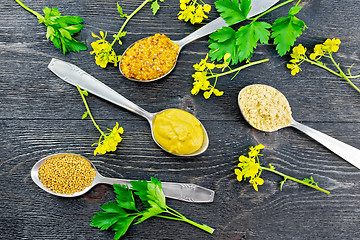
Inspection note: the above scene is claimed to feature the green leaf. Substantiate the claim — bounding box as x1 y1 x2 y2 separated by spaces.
50 8 61 17
271 11 306 56
46 26 55 39
147 177 166 208
114 184 138 211
151 1 160 15
112 216 138 240
215 0 251 25
64 24 84 34
117 2 128 18
82 111 88 119
235 21 271 62
90 211 123 231
43 7 51 17
59 15 84 24
289 6 303 16
135 202 163 224
59 28 72 40
209 27 239 64
100 201 127 214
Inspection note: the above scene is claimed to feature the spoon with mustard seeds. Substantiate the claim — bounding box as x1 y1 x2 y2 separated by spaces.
238 84 360 170
31 153 215 202
118 0 280 82
48 58 208 157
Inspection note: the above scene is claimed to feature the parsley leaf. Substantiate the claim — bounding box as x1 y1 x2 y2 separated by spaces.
150 0 164 15
209 27 239 64
215 0 251 25
271 6 306 56
235 21 271 61
14 0 87 55
90 178 214 239
209 0 307 65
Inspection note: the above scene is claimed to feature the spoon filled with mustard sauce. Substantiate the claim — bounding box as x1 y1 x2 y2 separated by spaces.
48 58 208 157
238 84 360 170
118 0 280 82
31 153 215 202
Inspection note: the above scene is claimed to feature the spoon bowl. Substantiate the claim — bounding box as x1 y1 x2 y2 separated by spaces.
238 84 360 169
31 153 215 202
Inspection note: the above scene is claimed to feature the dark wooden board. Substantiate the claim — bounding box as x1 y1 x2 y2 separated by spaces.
1 0 360 239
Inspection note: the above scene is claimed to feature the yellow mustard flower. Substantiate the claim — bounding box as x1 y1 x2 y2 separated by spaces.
290 44 307 63
178 0 211 24
249 176 264 191
287 63 301 76
90 31 120 68
309 44 324 60
94 122 124 155
322 38 341 53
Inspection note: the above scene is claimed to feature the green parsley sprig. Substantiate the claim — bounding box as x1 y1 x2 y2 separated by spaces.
77 86 124 155
235 145 330 194
91 177 214 239
14 0 87 55
287 38 360 93
91 0 164 68
209 0 306 65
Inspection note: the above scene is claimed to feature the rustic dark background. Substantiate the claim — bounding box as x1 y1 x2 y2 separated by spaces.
1 0 360 239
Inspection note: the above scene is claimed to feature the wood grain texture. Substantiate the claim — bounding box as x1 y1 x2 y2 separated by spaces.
1 0 360 239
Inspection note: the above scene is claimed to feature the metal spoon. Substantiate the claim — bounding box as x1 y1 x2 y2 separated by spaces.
31 153 215 202
238 84 360 170
119 0 280 82
48 58 208 157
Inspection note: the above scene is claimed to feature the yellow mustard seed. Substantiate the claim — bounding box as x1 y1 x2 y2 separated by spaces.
38 154 97 195
120 34 180 81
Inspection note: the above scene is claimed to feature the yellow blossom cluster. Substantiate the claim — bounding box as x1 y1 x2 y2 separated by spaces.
178 0 211 24
234 144 265 191
287 38 341 76
90 31 120 68
191 53 229 99
94 122 124 155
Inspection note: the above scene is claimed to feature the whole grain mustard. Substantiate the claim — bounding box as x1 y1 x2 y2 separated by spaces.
120 34 179 81
153 109 204 155
38 154 96 195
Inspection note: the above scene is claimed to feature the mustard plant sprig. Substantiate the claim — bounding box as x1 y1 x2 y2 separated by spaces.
287 38 360 93
14 0 87 55
235 145 330 194
178 0 211 24
191 53 269 99
91 0 163 68
77 86 124 155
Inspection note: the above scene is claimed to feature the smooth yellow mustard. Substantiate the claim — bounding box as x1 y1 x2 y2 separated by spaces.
153 109 204 155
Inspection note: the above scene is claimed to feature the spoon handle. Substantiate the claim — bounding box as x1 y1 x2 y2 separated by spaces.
48 58 154 120
291 120 360 169
97 176 214 203
175 17 227 48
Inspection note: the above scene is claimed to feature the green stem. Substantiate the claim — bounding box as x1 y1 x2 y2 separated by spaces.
111 0 151 47
348 74 360 79
303 58 342 77
329 53 360 94
252 0 297 22
260 166 330 194
207 59 269 79
14 0 44 20
76 86 105 136
156 209 214 234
